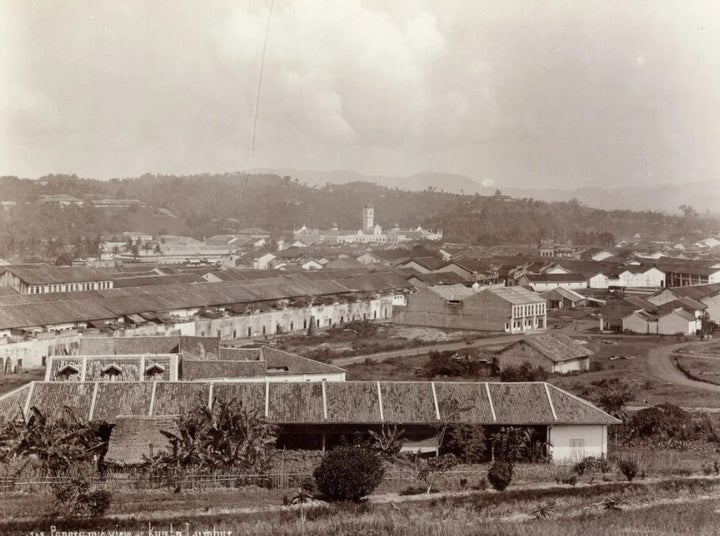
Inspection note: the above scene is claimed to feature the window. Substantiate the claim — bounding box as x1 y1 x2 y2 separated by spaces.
247 327 252 337
570 439 585 461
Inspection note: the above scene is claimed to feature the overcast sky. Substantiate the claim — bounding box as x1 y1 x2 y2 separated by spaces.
2 0 719 188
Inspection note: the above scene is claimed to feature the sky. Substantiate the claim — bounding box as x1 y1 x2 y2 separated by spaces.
2 0 720 189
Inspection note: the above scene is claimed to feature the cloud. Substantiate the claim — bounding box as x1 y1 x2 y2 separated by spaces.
0 85 61 139
213 0 446 146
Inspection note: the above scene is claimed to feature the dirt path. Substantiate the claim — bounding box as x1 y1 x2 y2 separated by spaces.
647 340 720 393
331 333 524 366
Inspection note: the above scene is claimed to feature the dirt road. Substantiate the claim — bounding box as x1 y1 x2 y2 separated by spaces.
646 340 720 394
331 333 524 367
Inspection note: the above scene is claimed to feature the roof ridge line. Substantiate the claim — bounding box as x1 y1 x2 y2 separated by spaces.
545 382 621 423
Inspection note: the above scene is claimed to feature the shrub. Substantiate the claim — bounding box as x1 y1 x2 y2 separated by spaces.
400 485 436 496
573 456 611 476
313 447 384 502
52 477 112 517
499 362 548 382
617 459 639 482
487 461 513 491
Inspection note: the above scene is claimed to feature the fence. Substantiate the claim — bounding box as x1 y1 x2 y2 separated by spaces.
0 465 558 494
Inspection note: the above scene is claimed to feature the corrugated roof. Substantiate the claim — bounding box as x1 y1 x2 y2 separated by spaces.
484 286 546 305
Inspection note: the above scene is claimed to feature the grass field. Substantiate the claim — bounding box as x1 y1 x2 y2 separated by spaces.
3 476 720 535
675 354 720 387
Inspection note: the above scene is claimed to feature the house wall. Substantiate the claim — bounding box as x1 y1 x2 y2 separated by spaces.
0 331 81 372
524 280 586 291
623 313 656 334
196 297 393 340
657 313 697 335
393 288 546 333
554 357 590 373
703 294 720 322
548 425 607 464
618 268 665 288
588 274 610 289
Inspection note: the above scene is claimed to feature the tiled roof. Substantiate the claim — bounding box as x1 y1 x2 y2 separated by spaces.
540 287 586 302
0 271 412 329
105 416 178 466
428 284 476 301
667 283 720 301
4 380 619 427
501 333 593 363
3 264 112 285
407 272 468 286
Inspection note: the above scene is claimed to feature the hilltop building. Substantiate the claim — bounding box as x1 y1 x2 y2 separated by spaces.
293 203 442 245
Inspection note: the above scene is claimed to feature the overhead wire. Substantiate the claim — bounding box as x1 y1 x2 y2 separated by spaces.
239 0 275 209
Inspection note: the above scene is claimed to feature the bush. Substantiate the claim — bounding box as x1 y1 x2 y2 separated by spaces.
52 477 112 517
487 461 514 491
313 447 384 502
400 485 436 496
499 362 548 382
617 459 639 482
573 456 611 476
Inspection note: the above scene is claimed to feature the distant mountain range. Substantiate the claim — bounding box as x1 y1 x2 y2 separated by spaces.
264 168 720 215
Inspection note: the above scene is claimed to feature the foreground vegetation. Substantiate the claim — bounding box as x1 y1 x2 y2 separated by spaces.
2 476 720 535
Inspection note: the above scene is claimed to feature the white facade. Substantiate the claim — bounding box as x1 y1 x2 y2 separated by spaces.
553 358 590 374
548 424 608 464
617 267 665 288
526 280 587 292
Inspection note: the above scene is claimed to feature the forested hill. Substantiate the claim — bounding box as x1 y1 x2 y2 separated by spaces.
0 173 717 259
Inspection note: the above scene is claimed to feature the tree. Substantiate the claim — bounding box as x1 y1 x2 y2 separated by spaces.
416 453 459 494
368 424 405 458
487 461 513 491
592 379 634 420
146 397 277 492
3 406 108 476
679 204 697 218
499 362 548 382
313 446 384 501
444 424 486 463
490 427 527 463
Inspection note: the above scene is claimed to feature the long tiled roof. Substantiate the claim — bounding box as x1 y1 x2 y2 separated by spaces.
2 264 112 285
0 272 410 329
0 380 619 427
